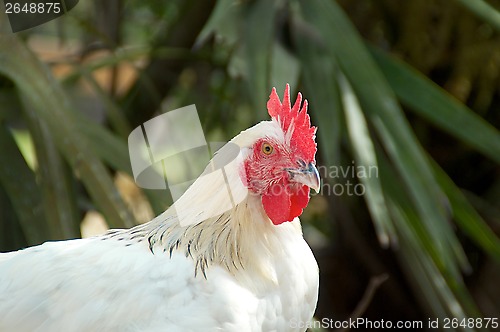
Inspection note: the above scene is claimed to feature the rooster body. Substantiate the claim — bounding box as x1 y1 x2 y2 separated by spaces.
0 86 319 332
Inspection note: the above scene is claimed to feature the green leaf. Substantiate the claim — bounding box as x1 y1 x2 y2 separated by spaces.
0 125 47 245
339 74 395 247
390 203 474 322
379 154 480 320
79 70 132 139
290 5 342 169
270 43 300 95
196 0 240 46
431 158 500 261
454 0 500 34
242 0 277 120
0 32 135 229
371 47 500 165
0 186 27 251
376 148 463 280
21 96 81 240
0 89 23 122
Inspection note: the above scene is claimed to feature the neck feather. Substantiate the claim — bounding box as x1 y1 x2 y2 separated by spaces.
146 194 298 279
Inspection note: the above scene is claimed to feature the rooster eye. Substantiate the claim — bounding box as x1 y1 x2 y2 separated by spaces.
261 143 274 155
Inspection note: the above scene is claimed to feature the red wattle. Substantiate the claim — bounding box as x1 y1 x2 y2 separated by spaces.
262 183 310 225
289 185 310 220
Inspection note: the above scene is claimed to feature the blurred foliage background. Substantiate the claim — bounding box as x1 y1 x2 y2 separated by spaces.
1 0 500 330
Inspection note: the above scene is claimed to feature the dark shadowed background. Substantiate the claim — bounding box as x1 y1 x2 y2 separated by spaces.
1 0 500 331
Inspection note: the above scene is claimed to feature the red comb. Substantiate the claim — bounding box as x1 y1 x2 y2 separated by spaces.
267 84 317 161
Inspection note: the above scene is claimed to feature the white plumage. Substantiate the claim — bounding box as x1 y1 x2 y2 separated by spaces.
0 89 319 332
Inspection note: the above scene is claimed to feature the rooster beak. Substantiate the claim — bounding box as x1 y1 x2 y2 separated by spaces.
288 162 321 194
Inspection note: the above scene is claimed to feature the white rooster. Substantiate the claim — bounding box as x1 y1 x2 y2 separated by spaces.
0 85 320 332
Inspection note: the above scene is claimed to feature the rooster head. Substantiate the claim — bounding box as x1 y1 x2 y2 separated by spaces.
242 84 319 225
